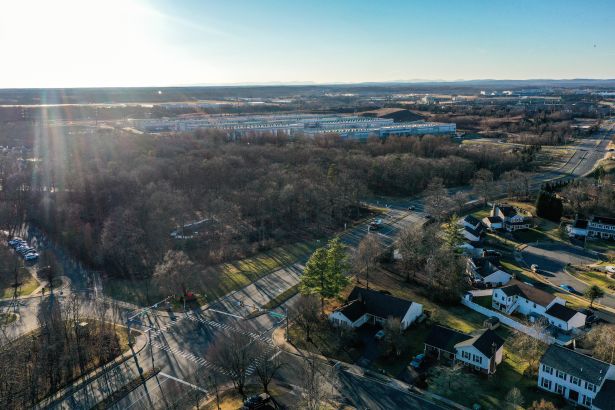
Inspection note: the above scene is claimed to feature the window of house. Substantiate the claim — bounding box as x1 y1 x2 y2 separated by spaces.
570 376 581 386
462 351 470 360
585 381 596 392
556 384 564 395
542 364 553 375
541 378 552 390
556 370 566 380
583 396 592 407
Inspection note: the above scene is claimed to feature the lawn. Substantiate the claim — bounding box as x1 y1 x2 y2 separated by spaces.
568 266 615 293
469 205 491 220
585 238 615 254
103 240 316 306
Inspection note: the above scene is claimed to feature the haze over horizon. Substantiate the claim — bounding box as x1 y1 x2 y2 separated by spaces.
1 0 615 88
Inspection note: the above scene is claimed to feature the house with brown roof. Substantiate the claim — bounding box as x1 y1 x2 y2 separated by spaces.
492 280 586 330
329 287 423 331
424 325 505 374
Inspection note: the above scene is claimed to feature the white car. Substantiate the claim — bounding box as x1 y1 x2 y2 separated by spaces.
531 264 539 273
606 266 615 274
24 253 39 261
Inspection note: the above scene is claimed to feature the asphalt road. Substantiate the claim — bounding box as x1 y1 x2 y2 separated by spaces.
520 242 615 308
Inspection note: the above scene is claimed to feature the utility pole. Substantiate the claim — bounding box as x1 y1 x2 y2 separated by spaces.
285 306 290 342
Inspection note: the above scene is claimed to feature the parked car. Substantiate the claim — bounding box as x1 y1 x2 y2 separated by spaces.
242 393 270 409
407 205 415 211
559 284 577 293
531 264 539 273
410 353 425 369
483 250 502 258
24 253 39 261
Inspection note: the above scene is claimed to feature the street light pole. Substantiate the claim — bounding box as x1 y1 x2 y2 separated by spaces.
285 306 290 342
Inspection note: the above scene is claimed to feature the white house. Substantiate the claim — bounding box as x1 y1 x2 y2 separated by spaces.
570 218 589 238
492 280 564 316
424 325 505 374
492 280 586 330
491 204 532 232
466 257 512 287
571 216 615 240
462 226 482 242
462 214 482 231
482 216 503 231
538 345 615 408
544 303 587 332
329 287 423 331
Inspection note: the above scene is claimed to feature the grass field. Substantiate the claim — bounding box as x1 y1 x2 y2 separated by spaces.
568 266 615 292
103 241 316 306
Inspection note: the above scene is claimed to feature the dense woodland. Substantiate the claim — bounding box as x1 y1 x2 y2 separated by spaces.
0 125 533 279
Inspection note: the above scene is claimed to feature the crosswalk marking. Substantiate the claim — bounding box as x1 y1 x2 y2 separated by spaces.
149 340 230 376
185 313 274 345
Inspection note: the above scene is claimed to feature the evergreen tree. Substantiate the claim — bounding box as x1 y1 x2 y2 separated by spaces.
299 237 350 313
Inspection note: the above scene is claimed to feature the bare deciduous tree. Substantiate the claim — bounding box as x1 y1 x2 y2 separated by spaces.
585 324 615 364
254 343 284 394
298 352 336 410
209 330 254 400
353 234 382 288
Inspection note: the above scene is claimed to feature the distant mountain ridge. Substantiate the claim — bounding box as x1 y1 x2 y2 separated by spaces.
1 79 615 105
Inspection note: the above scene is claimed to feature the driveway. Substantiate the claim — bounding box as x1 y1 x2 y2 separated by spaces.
521 242 615 309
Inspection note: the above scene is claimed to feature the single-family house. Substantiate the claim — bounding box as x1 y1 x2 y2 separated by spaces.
491 204 532 232
538 345 615 408
492 280 586 330
544 303 587 332
492 280 564 316
329 287 423 331
424 325 504 374
463 226 482 242
570 218 589 238
462 214 483 231
482 216 503 231
466 257 512 287
571 215 615 240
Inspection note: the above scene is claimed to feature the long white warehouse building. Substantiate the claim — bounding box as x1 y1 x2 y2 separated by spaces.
131 114 455 139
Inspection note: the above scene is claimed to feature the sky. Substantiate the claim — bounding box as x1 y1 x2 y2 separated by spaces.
1 0 615 88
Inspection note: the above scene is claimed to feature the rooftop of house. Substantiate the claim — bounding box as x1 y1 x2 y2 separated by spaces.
545 303 583 322
499 280 557 307
455 328 505 358
337 287 415 322
540 345 612 386
484 216 503 224
497 205 518 218
593 380 615 410
464 214 481 227
465 226 482 238
573 219 589 229
425 325 470 353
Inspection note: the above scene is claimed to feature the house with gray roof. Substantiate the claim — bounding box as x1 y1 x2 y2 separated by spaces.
571 215 615 240
329 287 423 330
424 324 504 374
538 345 615 408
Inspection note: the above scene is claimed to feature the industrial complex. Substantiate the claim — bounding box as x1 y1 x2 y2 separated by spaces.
130 113 456 139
